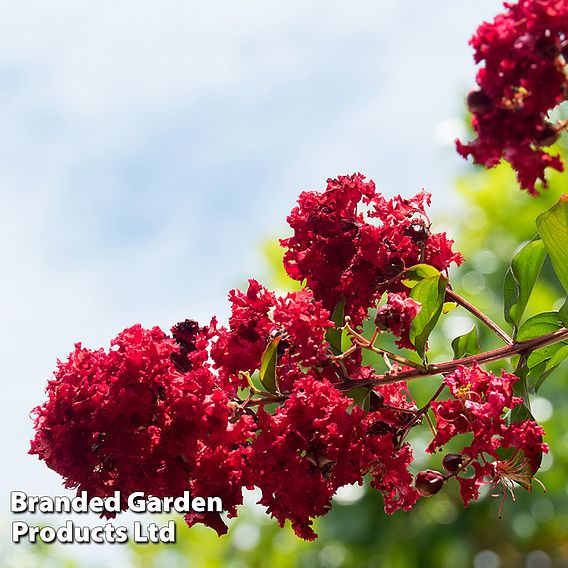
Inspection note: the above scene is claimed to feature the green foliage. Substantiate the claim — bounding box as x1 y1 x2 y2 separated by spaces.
409 273 447 359
503 239 547 336
537 194 568 295
451 326 481 359
402 264 441 289
259 337 281 394
326 300 346 356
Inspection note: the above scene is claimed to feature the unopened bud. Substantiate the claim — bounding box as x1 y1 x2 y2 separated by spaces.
369 391 385 411
442 453 464 474
535 122 560 147
535 34 561 58
382 257 405 278
467 89 492 114
404 222 429 245
415 469 444 497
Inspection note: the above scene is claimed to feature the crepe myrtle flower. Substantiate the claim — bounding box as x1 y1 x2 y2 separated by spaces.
280 174 462 326
427 364 548 509
375 293 421 350
457 0 568 193
210 281 333 390
29 324 255 536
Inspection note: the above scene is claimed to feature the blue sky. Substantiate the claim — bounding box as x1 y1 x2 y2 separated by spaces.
0 0 504 562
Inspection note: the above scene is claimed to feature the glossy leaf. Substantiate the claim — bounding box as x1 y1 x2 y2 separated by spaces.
503 239 547 335
345 386 371 413
451 326 481 359
559 298 568 326
443 302 457 314
536 194 568 294
326 299 346 355
402 264 440 289
515 312 567 393
529 344 568 393
259 337 281 395
409 274 447 359
516 312 562 342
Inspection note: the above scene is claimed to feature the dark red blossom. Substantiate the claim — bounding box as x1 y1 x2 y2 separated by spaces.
211 280 276 388
250 377 377 540
281 174 462 324
211 280 332 390
428 364 548 507
457 0 568 193
375 293 421 350
29 324 254 535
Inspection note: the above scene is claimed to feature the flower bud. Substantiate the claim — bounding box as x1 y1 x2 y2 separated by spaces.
535 122 560 147
442 453 464 474
404 222 429 245
415 470 444 497
535 34 561 58
382 257 405 278
369 391 385 411
466 89 492 114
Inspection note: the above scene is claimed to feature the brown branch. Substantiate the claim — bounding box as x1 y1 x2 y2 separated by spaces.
341 327 568 388
445 288 513 345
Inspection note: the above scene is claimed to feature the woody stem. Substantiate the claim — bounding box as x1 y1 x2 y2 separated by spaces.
445 287 513 345
340 327 568 388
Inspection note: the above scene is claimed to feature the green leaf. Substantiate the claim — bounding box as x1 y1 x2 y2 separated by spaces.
536 194 568 294
345 386 371 413
402 264 440 289
443 302 457 314
528 344 568 393
503 239 547 335
516 312 562 342
326 299 346 355
451 326 481 359
515 312 568 393
341 327 352 353
511 362 532 427
259 337 280 395
409 274 447 359
559 298 568 326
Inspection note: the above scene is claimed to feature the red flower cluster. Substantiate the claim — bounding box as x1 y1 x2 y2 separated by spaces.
29 325 255 535
375 293 421 350
427 364 548 505
280 174 462 325
457 0 568 194
250 378 373 540
211 280 333 391
29 172 549 541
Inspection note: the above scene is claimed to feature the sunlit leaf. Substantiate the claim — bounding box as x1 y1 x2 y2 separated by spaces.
443 302 457 314
516 312 562 341
503 239 547 335
536 194 568 294
402 264 440 289
259 337 281 394
515 312 567 393
409 274 447 360
451 326 481 359
559 298 568 326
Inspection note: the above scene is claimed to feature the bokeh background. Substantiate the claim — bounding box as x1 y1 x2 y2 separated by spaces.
2 0 567 566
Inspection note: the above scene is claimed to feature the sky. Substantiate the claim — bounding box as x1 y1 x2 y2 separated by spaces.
0 0 504 563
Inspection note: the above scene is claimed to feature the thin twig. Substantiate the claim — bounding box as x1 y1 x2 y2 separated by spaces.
446 288 513 345
339 327 568 388
343 321 427 371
